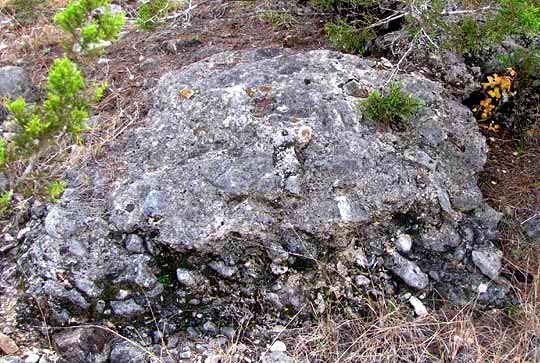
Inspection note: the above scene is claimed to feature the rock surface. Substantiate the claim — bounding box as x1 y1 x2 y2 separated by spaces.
0 66 35 102
16 49 509 351
109 342 149 363
52 328 112 363
522 215 540 241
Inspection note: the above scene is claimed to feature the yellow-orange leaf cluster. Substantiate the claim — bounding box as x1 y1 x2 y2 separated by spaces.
473 68 515 127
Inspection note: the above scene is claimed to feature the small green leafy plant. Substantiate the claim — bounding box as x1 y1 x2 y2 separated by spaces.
358 82 423 125
46 180 66 203
136 0 183 30
0 191 12 216
445 16 483 54
499 45 540 87
157 273 173 285
309 0 375 11
257 10 297 29
484 0 540 44
1 56 104 198
53 0 125 54
325 20 375 55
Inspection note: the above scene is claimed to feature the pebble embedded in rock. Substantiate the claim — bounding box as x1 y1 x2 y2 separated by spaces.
53 328 112 363
471 248 502 280
109 342 147 363
204 355 222 363
270 340 286 352
261 351 294 363
408 296 428 317
115 289 131 300
270 263 288 275
125 234 145 253
208 261 237 278
265 242 289 263
23 353 40 363
176 268 199 287
387 252 429 289
354 275 370 286
202 321 219 335
395 233 412 253
178 348 192 360
109 299 145 317
0 332 18 354
143 190 167 216
74 278 103 299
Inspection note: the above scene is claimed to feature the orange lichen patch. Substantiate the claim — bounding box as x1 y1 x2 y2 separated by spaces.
179 88 194 99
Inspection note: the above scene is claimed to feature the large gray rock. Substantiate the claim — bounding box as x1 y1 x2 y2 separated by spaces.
18 49 508 332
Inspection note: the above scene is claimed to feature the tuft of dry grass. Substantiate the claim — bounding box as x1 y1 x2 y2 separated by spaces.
273 270 540 363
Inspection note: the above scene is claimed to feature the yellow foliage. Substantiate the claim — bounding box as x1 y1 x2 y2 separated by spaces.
473 68 516 128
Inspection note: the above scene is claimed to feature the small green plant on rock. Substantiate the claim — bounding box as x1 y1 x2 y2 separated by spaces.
157 273 173 285
0 190 12 216
53 0 125 54
357 81 423 125
46 180 66 203
444 16 483 54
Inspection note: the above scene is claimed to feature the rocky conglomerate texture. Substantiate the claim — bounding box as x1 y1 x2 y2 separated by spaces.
18 49 508 335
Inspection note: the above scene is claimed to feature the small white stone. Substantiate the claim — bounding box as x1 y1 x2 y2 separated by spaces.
354 275 370 286
395 233 412 253
115 289 130 300
204 355 221 363
478 282 488 293
409 296 428 317
24 352 41 363
270 263 288 275
297 125 312 144
270 340 287 352
335 196 353 221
